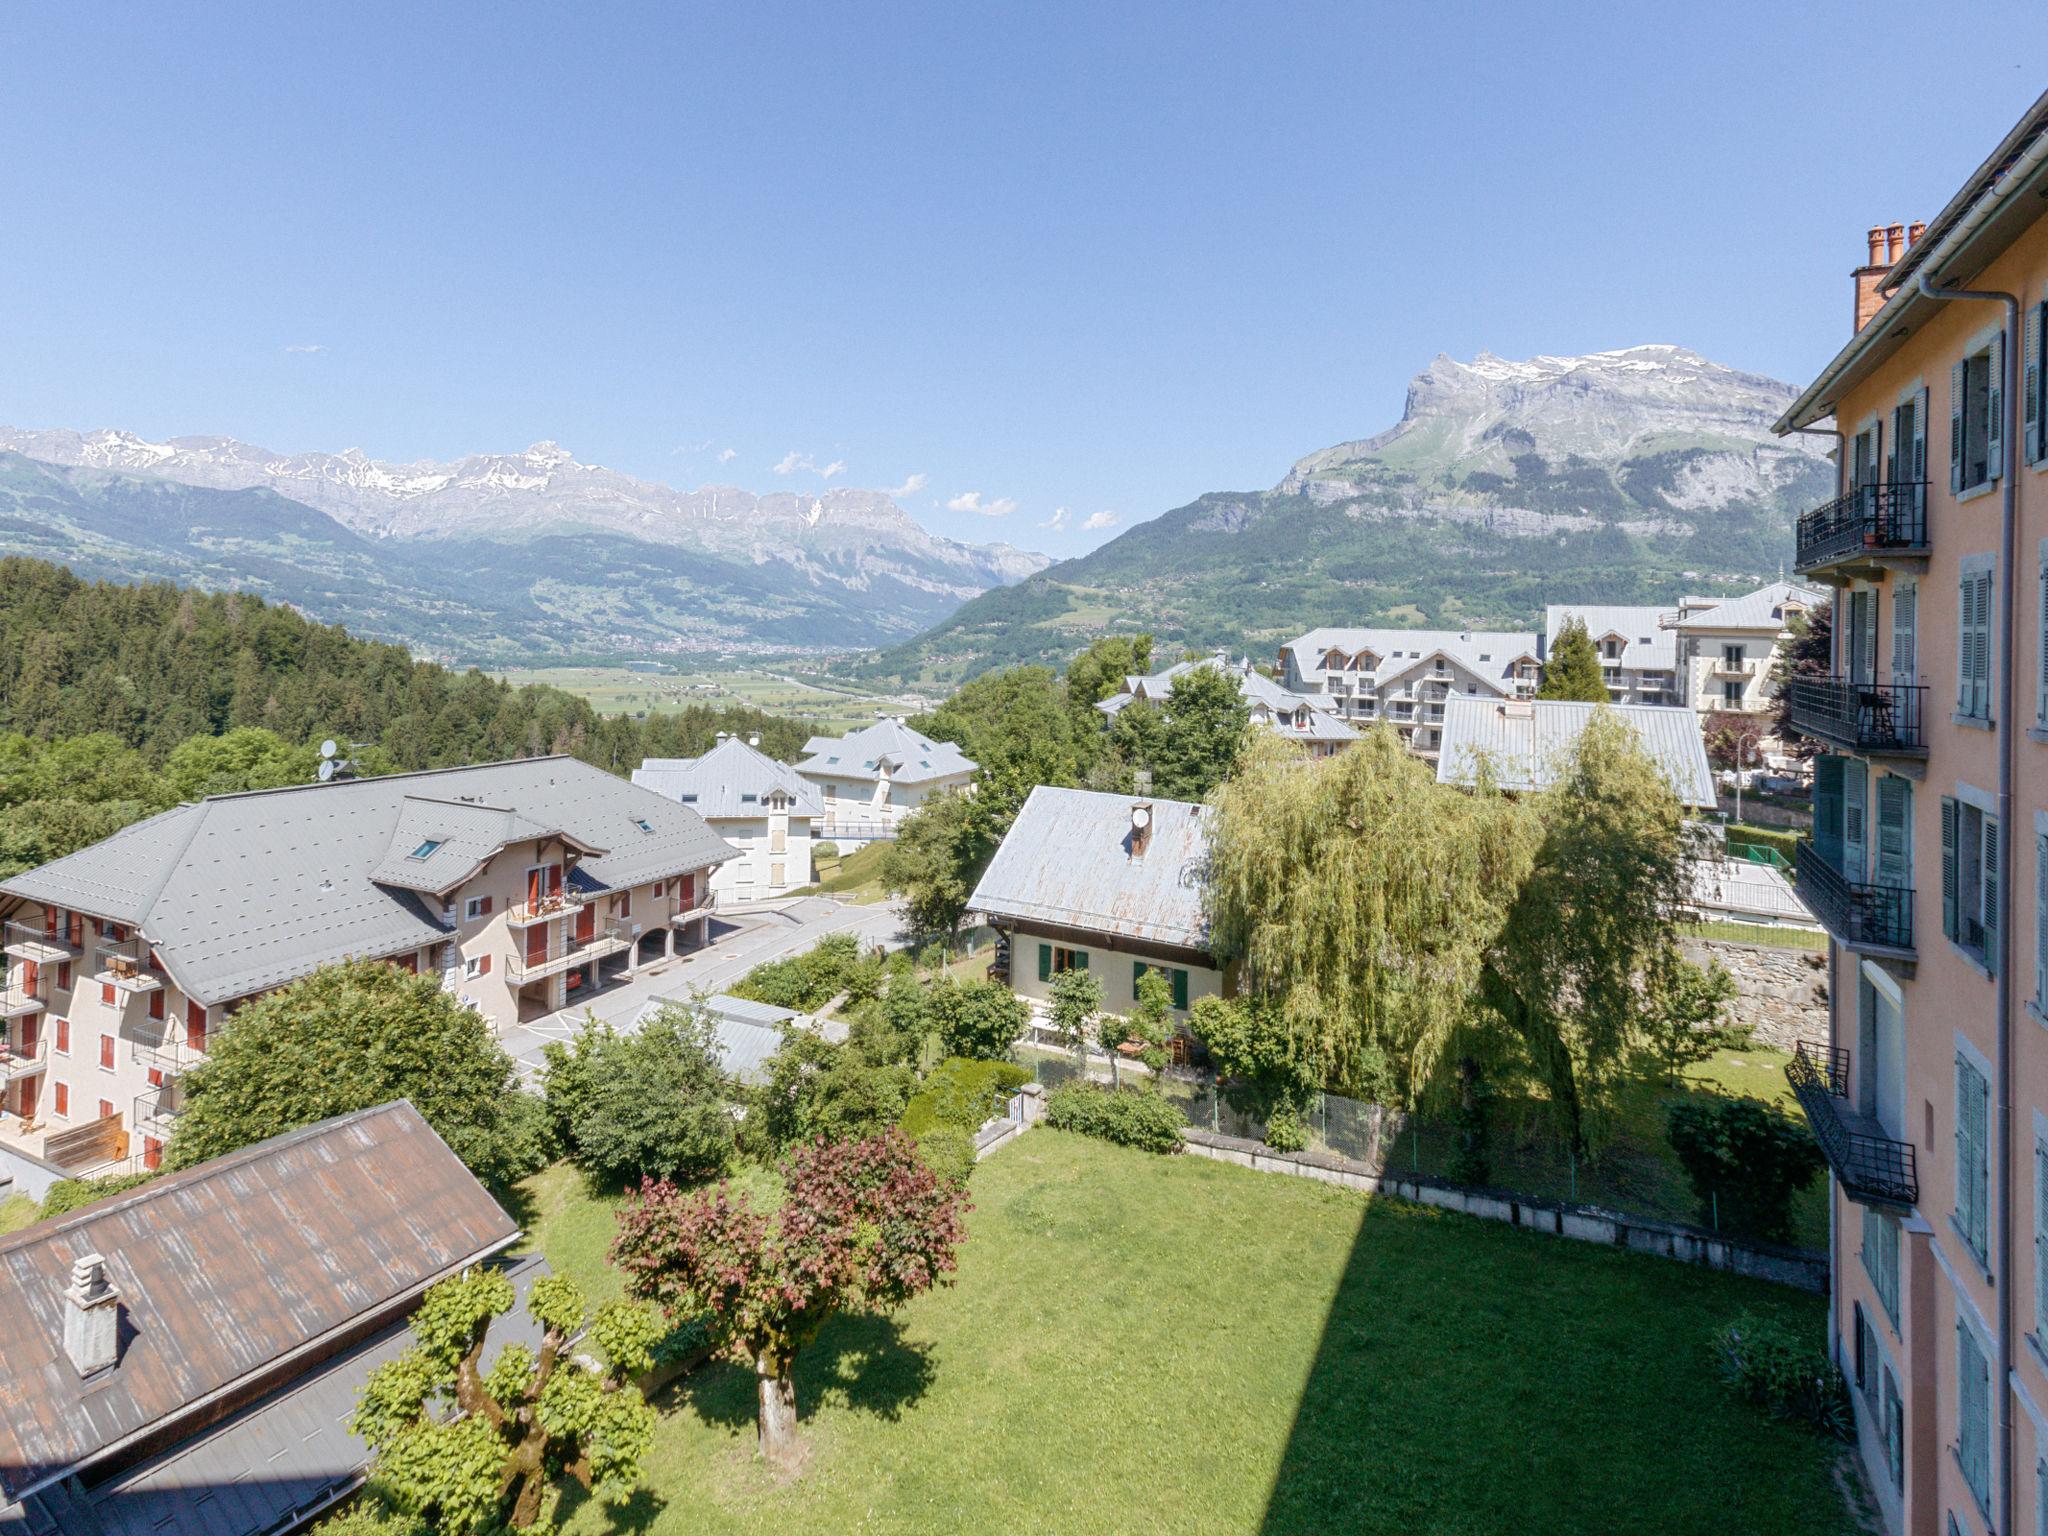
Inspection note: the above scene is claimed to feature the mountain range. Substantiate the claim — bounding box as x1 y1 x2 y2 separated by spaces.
843 345 1832 685
0 430 1048 661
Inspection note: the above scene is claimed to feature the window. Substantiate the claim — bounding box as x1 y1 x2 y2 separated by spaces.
1851 1300 1872 1400
2027 297 2048 467
2039 541 2048 726
148 986 163 1023
1037 944 1087 980
187 1001 208 1054
1960 565 1995 720
54 1017 68 1055
99 981 116 1008
1862 1206 1900 1329
408 839 444 860
1132 961 1190 1011
1882 1367 1904 1492
1943 798 2000 966
98 1034 113 1071
2038 1139 2048 1345
1952 334 2005 495
464 954 491 981
52 1081 67 1117
1875 777 1912 891
1852 421 1881 488
1721 680 1742 706
465 895 493 921
1956 1050 1991 1262
1958 1316 1992 1515
57 961 70 990
1722 643 1746 670
1892 579 1918 688
2040 830 2048 1011
632 817 653 833
97 1098 112 1121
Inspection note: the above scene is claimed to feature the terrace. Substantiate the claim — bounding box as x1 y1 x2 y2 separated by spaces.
1794 481 1930 579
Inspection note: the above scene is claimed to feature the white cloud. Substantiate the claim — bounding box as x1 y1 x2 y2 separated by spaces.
718 447 737 463
283 342 326 354
1082 510 1119 531
820 459 847 480
1038 507 1071 531
888 472 929 499
947 490 1019 517
773 450 808 476
670 438 714 456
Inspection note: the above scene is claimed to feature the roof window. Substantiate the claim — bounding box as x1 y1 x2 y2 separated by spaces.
741 793 758 804
409 839 443 860
680 793 698 803
632 817 654 833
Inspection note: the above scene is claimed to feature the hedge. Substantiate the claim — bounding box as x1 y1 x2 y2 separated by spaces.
1044 1082 1184 1154
40 1171 158 1220
901 1057 1030 1139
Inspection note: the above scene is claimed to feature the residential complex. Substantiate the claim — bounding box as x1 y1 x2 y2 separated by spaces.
1774 91 2048 1536
633 732 821 899
0 757 727 1177
1097 651 1358 756
1542 604 1683 706
793 715 977 848
1277 628 1541 757
1668 581 1823 717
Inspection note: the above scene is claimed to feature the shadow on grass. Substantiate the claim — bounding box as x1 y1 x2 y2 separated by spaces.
552 1479 668 1534
669 1309 937 1435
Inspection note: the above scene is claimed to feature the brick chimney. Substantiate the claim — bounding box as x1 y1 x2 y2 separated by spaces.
1853 225 1891 334
1128 801 1153 859
62 1253 120 1376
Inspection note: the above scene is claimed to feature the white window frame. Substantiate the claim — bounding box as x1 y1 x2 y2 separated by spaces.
463 955 486 982
464 895 489 922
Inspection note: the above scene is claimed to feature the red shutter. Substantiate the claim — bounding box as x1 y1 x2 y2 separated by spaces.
575 903 595 943
396 952 417 975
527 868 542 906
17 1077 35 1120
525 926 548 965
22 960 38 993
101 982 116 1008
55 1017 69 1054
142 1137 162 1171
43 907 57 938
148 987 164 1021
481 895 493 915
619 891 632 919
53 1081 68 1116
19 1016 37 1057
97 1098 113 1121
478 954 492 976
547 863 563 895
99 1035 113 1070
187 1001 207 1053
58 962 71 990
147 1065 164 1088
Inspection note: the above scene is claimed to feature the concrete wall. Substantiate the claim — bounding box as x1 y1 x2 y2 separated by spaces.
0 1138 67 1201
1680 936 1829 1053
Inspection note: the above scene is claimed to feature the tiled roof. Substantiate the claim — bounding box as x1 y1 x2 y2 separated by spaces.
0 757 729 1005
632 735 824 819
0 1102 518 1501
1434 698 1717 809
794 718 976 787
967 786 1213 952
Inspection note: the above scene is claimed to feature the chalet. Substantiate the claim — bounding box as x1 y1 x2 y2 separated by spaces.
633 732 821 899
1277 628 1542 758
1096 652 1359 757
1432 697 1718 809
793 716 976 849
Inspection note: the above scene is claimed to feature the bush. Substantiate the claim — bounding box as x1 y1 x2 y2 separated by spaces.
1724 824 1801 864
313 1499 424 1536
40 1171 157 1219
750 1030 913 1154
1714 1312 1852 1440
913 1125 977 1187
1665 1096 1823 1242
901 1056 1030 1139
927 976 1029 1060
1044 1082 1184 1154
729 931 864 1011
813 841 841 863
541 1002 733 1187
1263 1105 1308 1154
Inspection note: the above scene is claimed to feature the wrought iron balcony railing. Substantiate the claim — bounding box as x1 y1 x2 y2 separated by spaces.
1786 678 1928 755
1795 481 1930 573
1794 839 1914 954
1786 1042 1919 1209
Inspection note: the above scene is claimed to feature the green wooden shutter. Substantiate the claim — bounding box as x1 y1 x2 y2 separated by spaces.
1171 968 1188 1011
1037 943 1051 982
1957 1054 1988 1258
2038 832 2048 1007
1875 776 1909 889
2036 1140 2048 1336
1073 949 1088 971
1952 360 1968 493
1943 797 1961 941
1131 960 1145 1001
2027 302 2044 464
1914 386 1930 483
1989 330 2006 480
2038 554 2048 725
1983 813 2001 972
1890 580 1916 686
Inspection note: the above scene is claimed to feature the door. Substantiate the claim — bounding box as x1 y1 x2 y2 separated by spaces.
525 924 549 967
1875 776 1911 889
527 867 543 907
18 1076 36 1121
186 1000 207 1053
1862 973 1906 1142
19 1015 36 1059
1842 759 1869 883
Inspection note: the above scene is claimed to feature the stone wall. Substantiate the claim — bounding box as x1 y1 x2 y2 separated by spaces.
1682 936 1829 1053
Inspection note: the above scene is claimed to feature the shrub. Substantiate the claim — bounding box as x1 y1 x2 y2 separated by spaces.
729 932 863 1011
1045 1082 1184 1154
1263 1105 1308 1154
812 841 840 863
1665 1095 1824 1242
1714 1312 1852 1440
750 1030 913 1154
541 1003 734 1187
40 1171 157 1219
914 1125 977 1186
927 977 1029 1060
900 1056 1030 1138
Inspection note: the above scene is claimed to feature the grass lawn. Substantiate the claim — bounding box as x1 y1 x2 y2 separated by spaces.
0 1193 38 1235
800 840 893 903
537 1132 1863 1535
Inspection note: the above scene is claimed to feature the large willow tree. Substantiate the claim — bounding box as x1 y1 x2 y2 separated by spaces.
1206 714 1701 1157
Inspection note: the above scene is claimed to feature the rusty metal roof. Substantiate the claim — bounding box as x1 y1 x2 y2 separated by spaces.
0 1101 518 1501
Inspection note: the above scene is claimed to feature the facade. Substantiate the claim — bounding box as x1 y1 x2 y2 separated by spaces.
1668 581 1824 717
0 757 727 1176
1433 697 1718 809
1772 91 2048 1536
967 786 1224 1023
0 1102 533 1536
633 732 820 899
1542 604 1682 706
1096 652 1359 757
1277 628 1541 757
793 716 977 849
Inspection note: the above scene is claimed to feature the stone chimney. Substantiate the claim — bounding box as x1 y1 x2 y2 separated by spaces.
1129 801 1153 859
63 1253 120 1376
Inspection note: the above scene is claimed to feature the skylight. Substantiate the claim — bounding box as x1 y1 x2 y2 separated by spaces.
409 839 443 860
632 817 654 833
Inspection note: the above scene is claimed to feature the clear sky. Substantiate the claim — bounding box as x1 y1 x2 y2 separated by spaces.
2 2 2044 558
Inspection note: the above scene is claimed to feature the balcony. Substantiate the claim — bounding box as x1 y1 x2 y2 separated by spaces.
0 1031 47 1080
92 937 162 994
671 887 719 926
1786 1043 1919 1209
1794 839 1914 956
505 890 589 928
1713 659 1757 679
1795 482 1930 578
3 921 75 964
132 1084 179 1140
132 1028 188 1077
1785 678 1927 758
505 921 631 985
0 974 45 1019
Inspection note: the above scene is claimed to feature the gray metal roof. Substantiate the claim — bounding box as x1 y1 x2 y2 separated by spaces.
632 736 823 819
1544 604 1677 670
0 757 729 1006
794 718 976 787
1434 699 1717 809
364 797 580 894
1097 655 1357 745
629 994 800 1087
1668 580 1825 633
1281 627 1540 690
0 1102 518 1501
967 786 1213 952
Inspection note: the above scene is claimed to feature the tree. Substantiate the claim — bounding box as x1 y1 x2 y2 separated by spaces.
541 1003 734 1187
167 958 549 1188
352 1267 661 1531
1701 711 1763 773
1152 664 1250 800
1047 967 1103 1073
880 788 981 937
1537 617 1609 701
926 975 1028 1059
1770 605 1832 760
1064 633 1154 729
1641 959 1743 1087
1098 967 1174 1088
1188 993 1319 1125
751 1031 913 1153
1666 1097 1824 1241
611 1130 967 1469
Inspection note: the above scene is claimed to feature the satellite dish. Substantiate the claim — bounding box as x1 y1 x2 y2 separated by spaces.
317 759 336 783
320 740 338 759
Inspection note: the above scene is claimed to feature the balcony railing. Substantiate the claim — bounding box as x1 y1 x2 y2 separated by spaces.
505 920 630 985
505 890 588 928
1794 840 1914 954
1786 678 1928 756
1795 481 1930 574
670 887 719 924
0 1031 47 1079
1786 1042 1919 1209
0 972 45 1018
132 1028 188 1077
132 1084 179 1139
92 937 162 994
3 921 76 963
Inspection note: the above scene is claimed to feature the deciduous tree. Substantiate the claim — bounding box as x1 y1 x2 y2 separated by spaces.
1047 967 1103 1074
541 1002 734 1187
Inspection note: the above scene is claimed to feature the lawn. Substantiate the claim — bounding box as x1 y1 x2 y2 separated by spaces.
800 840 893 903
532 1131 1863 1535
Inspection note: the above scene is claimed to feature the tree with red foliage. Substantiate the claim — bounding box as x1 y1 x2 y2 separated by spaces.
610 1129 968 1468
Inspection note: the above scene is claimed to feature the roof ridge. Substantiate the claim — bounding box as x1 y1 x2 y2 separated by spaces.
192 754 582 804
132 799 215 936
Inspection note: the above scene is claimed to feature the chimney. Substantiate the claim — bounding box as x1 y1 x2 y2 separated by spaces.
715 731 727 741
1908 220 1926 248
1853 221 1916 335
1129 801 1153 859
747 733 760 748
63 1253 120 1376
1884 222 1906 264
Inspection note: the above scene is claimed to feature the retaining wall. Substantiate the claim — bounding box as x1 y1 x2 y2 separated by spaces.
1682 936 1830 1053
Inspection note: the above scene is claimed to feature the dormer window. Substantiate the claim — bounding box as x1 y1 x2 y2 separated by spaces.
409 839 443 860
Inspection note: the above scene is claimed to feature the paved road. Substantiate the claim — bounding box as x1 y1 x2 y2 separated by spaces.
498 896 907 1077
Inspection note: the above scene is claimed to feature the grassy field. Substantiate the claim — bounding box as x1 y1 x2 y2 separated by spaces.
799 840 894 903
0 1193 37 1236
530 1131 1860 1535
495 664 926 734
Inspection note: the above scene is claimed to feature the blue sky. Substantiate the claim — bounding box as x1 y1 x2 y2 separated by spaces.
2 3 2043 558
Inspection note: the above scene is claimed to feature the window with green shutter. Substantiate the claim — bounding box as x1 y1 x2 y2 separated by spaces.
2036 1140 2048 1343
1037 943 1051 982
1944 797 1961 942
1132 960 1190 1011
1957 1317 1991 1514
1861 1205 1899 1330
1958 568 1994 720
1875 777 1911 891
1891 579 1917 689
1957 1051 1990 1262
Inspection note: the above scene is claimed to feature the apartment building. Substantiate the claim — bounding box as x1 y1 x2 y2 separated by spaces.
1773 90 2048 1536
1096 652 1359 757
793 715 977 849
1277 628 1541 757
633 731 821 899
0 757 727 1178
1667 581 1824 717
1542 604 1682 706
